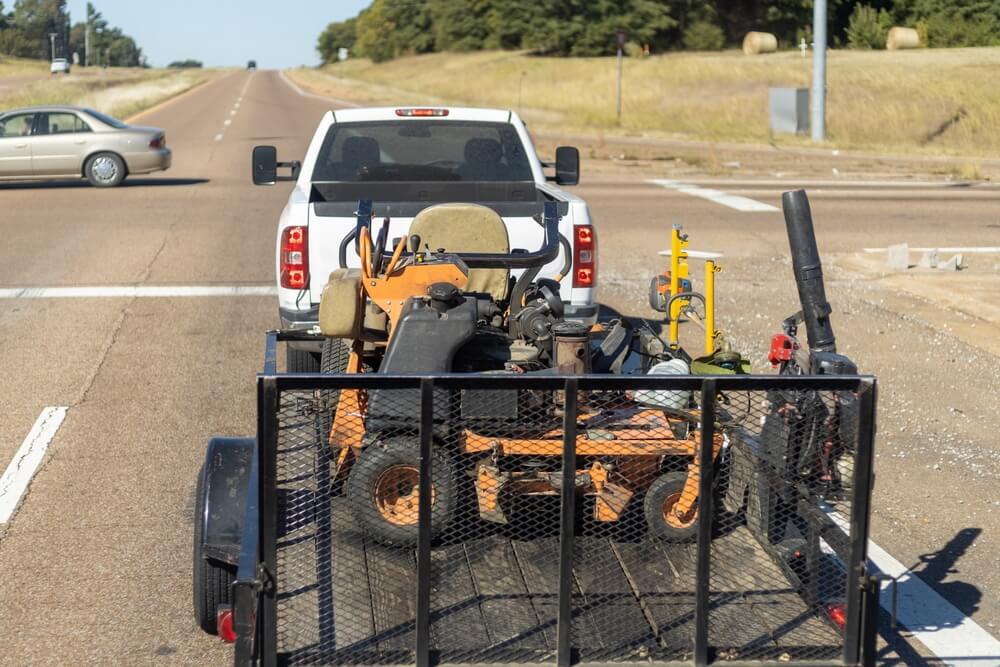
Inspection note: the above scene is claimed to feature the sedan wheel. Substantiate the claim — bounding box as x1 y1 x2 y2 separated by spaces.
85 152 126 187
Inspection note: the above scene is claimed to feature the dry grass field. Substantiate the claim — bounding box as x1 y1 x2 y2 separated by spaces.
0 64 209 120
291 47 1000 159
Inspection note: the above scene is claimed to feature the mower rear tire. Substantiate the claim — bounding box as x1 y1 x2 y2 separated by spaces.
287 346 321 373
644 471 699 542
346 438 458 547
193 464 235 634
317 338 351 441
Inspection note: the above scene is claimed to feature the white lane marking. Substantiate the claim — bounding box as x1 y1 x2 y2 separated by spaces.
229 109 237 116
647 179 779 212
0 285 277 299
864 247 1000 253
278 69 360 108
0 407 68 524
823 507 1000 665
223 119 232 126
214 133 224 142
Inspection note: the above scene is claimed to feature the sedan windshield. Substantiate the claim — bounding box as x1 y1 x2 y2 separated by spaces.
84 108 128 129
312 120 533 182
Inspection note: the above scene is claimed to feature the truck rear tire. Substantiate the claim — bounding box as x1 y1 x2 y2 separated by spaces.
346 438 458 547
193 464 236 634
644 471 699 542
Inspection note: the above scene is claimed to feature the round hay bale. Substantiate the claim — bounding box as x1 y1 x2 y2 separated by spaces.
742 32 778 55
886 27 920 50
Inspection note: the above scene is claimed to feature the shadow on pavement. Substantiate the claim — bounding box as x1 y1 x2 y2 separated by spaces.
877 527 984 666
0 177 209 190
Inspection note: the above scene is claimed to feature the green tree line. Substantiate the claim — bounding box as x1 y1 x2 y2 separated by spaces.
317 0 1000 63
0 0 144 67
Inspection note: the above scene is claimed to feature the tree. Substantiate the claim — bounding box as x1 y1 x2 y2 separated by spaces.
846 4 892 48
429 0 492 52
168 58 202 68
353 0 434 63
317 16 357 63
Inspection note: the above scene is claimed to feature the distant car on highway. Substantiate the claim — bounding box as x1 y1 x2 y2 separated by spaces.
50 58 71 75
0 105 171 187
247 60 257 70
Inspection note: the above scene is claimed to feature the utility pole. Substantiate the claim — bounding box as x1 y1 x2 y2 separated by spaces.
48 32 57 60
811 0 827 141
85 17 90 67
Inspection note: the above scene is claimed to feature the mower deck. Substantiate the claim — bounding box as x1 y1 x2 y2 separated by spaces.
273 498 841 664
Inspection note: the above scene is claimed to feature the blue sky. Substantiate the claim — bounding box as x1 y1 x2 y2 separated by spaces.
66 0 370 68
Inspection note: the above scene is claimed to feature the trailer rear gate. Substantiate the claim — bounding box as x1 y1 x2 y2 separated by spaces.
236 362 878 667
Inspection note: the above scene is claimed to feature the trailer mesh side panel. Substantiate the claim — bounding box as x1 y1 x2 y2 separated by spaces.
270 377 871 665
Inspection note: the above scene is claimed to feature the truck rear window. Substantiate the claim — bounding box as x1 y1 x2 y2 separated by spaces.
312 120 534 183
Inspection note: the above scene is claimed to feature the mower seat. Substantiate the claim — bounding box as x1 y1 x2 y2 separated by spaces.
408 203 510 302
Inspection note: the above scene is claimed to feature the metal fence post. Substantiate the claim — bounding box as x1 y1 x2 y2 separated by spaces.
694 379 717 667
843 379 878 664
557 378 579 667
416 379 434 667
258 376 280 667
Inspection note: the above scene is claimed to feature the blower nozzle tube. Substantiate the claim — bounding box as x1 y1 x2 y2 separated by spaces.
781 190 836 353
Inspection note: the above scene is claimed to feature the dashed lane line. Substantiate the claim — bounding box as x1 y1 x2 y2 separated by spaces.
647 178 779 212
0 285 277 299
0 407 68 524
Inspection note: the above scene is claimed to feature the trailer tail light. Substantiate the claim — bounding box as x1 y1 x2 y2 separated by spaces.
217 607 236 643
395 108 449 117
572 225 597 288
826 603 847 631
280 226 308 289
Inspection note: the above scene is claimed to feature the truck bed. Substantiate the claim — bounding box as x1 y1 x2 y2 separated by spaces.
274 497 841 665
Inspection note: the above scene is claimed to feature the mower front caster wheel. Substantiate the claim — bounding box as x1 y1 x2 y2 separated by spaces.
347 439 458 547
644 471 699 542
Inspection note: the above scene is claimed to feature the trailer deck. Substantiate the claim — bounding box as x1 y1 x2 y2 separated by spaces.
274 498 842 664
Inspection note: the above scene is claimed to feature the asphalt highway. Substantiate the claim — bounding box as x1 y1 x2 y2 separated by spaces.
0 70 997 664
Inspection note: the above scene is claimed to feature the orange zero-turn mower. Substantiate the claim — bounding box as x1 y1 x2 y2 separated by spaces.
313 200 730 547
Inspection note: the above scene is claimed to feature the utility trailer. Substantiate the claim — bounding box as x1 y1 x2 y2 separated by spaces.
202 333 880 667
196 189 884 666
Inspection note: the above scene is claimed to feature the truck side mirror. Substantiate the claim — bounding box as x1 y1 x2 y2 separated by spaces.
252 145 277 185
554 146 579 186
252 145 301 185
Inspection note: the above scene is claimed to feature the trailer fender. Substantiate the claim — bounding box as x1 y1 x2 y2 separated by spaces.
198 436 255 567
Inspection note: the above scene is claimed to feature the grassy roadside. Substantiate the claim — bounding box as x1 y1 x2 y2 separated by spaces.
289 48 1000 162
0 55 48 77
0 65 212 121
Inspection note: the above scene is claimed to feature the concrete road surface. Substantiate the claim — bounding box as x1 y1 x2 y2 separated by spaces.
0 70 996 664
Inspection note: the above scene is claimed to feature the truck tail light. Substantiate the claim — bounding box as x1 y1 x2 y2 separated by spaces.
280 226 308 290
572 225 596 288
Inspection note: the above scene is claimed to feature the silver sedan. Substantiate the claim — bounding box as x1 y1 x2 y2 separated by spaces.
0 105 172 187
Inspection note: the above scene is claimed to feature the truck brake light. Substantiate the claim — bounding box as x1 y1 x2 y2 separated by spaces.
280 226 308 290
572 225 596 288
395 108 449 117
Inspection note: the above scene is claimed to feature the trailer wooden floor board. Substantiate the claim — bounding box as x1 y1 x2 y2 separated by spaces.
277 503 841 662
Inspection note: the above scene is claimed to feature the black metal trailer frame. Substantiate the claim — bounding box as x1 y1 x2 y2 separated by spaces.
228 331 880 667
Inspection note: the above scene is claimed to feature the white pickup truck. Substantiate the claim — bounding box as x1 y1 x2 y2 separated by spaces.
252 106 598 370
